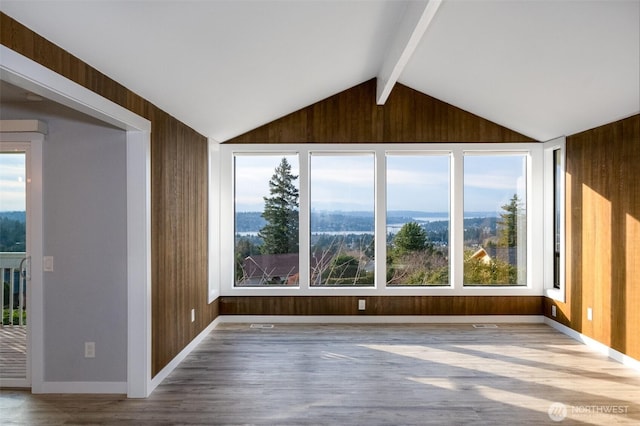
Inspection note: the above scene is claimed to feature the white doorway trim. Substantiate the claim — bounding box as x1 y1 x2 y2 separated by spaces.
0 136 41 389
0 46 153 397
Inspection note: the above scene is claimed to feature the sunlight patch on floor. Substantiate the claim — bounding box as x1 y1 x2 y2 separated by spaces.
407 377 458 391
359 344 640 404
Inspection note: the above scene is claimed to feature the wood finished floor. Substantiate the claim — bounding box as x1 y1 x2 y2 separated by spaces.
1 323 639 425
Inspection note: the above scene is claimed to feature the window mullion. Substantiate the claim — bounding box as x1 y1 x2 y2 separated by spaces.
298 150 310 290
451 148 464 290
375 148 386 291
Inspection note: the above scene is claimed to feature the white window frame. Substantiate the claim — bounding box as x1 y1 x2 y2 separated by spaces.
218 143 544 296
384 150 452 288
308 151 376 288
461 150 532 288
543 137 566 302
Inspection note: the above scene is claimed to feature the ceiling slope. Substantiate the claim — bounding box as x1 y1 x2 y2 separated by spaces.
0 0 407 141
1 1 638 142
401 0 640 141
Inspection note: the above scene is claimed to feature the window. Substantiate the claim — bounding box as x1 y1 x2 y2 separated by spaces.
233 154 299 287
386 154 450 286
463 154 527 286
543 137 565 301
553 149 562 289
309 154 375 287
220 144 543 295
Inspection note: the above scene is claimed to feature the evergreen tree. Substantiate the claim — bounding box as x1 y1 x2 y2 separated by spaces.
498 194 523 267
258 158 299 254
328 253 359 278
498 194 522 247
393 222 428 255
0 217 26 252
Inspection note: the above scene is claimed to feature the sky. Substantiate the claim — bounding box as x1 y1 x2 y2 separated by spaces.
310 154 375 211
235 154 300 212
464 155 526 213
387 155 450 212
234 153 526 213
0 153 26 212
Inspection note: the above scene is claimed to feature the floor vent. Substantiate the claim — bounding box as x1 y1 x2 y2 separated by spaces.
250 324 274 329
473 324 498 328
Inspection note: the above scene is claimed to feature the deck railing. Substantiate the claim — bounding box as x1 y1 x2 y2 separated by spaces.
1 252 27 326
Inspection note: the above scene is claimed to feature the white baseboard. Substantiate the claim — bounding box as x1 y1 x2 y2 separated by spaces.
37 381 127 394
25 316 222 396
544 317 640 372
148 316 222 393
217 315 545 324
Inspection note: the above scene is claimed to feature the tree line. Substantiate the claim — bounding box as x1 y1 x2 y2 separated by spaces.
0 215 26 252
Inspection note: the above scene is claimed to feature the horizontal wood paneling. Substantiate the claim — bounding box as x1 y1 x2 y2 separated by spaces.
220 296 543 316
227 79 536 143
546 114 640 360
1 12 218 377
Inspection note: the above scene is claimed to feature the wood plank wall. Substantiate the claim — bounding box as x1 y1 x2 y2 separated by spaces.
544 114 640 360
227 79 536 143
0 13 218 377
150 110 216 375
223 78 542 317
221 296 543 316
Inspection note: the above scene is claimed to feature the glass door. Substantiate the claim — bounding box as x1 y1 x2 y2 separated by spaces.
0 144 29 387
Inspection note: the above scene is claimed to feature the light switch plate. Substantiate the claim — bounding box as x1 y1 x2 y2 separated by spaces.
43 256 54 272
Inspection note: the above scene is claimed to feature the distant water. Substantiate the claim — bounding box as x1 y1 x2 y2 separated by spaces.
236 211 498 236
402 216 449 223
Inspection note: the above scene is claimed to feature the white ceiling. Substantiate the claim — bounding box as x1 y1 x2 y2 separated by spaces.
1 0 638 142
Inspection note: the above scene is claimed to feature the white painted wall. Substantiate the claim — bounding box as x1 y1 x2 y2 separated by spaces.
1 101 128 382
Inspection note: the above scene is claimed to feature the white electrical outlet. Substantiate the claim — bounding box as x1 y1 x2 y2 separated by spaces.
358 299 366 311
551 305 557 317
191 308 195 322
587 307 593 321
85 342 95 358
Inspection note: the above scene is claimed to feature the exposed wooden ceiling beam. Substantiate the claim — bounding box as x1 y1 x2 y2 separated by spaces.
376 0 442 105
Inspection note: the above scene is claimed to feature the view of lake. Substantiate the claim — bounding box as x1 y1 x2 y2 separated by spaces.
235 211 498 236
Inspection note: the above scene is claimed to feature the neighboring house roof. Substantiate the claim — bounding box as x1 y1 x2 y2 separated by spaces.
243 253 300 281
241 252 334 285
469 246 520 265
469 248 492 265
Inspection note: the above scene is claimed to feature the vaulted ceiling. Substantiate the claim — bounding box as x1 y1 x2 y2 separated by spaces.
1 1 638 142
